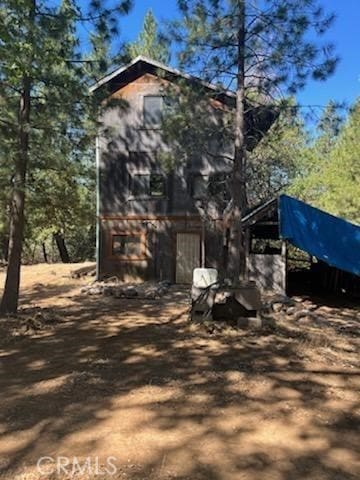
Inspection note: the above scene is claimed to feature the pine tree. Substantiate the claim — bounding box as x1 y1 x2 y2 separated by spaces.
0 0 131 314
315 101 344 156
290 100 359 223
319 100 360 223
247 107 306 205
126 9 170 63
289 101 344 203
167 0 338 282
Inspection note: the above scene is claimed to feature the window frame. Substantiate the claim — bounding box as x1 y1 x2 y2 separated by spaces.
130 173 150 198
191 174 209 200
130 171 166 198
191 172 230 201
109 232 147 260
208 172 230 199
143 95 164 128
149 173 166 198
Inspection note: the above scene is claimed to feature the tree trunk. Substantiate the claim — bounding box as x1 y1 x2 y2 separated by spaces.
0 1 35 315
0 76 31 314
53 232 70 263
42 242 48 263
227 0 247 283
1 235 9 262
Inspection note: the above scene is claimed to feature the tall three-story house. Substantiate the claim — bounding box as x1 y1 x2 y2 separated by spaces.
91 56 277 283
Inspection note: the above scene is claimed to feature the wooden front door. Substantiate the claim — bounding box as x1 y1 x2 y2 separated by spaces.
176 233 201 284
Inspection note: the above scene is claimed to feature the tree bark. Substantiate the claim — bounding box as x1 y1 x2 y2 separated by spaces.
227 0 247 283
0 1 35 314
42 242 48 263
1 235 9 262
53 232 70 263
0 76 31 314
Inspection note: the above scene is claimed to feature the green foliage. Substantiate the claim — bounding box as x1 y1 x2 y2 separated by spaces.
24 153 96 262
161 82 233 168
0 0 131 262
125 9 170 63
161 87 307 208
161 0 338 213
314 101 345 157
172 0 338 97
247 104 307 205
290 100 360 223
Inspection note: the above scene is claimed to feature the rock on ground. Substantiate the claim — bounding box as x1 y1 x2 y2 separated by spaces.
81 280 171 300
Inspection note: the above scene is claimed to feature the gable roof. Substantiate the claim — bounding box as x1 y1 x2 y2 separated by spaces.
242 197 278 228
90 56 279 150
90 55 235 101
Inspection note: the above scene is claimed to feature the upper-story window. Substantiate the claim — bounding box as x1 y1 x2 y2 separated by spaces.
131 172 166 198
192 175 209 199
209 173 228 197
191 173 230 200
132 174 149 197
150 173 166 197
143 96 175 127
143 96 163 126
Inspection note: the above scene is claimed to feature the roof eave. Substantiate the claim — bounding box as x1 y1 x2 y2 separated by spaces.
89 55 236 99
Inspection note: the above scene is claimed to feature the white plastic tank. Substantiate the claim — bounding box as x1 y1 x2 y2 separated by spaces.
192 268 218 289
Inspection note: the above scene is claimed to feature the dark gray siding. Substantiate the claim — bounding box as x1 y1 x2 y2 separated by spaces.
98 73 233 218
98 73 231 281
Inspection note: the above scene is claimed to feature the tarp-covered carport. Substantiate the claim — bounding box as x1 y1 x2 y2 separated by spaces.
279 194 360 295
242 195 360 296
279 195 360 276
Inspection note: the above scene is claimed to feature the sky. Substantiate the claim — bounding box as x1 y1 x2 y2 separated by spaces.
83 0 360 109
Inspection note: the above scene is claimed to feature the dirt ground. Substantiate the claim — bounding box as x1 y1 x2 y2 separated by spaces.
0 263 359 480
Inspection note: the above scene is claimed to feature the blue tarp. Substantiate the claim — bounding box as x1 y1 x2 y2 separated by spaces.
279 195 360 276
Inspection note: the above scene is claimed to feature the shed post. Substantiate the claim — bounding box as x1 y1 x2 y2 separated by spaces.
281 240 287 294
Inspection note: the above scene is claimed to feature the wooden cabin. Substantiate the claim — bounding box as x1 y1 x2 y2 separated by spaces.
91 56 278 284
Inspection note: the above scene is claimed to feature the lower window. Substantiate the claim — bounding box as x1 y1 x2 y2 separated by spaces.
111 234 145 259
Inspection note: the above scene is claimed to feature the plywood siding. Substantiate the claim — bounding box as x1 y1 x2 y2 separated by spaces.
248 254 286 293
98 217 225 281
98 72 233 217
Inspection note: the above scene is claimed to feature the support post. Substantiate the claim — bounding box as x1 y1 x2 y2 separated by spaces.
95 135 100 281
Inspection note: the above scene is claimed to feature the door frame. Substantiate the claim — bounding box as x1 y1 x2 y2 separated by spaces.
173 230 203 284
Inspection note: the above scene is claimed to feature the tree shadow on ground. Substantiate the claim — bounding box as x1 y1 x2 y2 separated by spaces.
0 288 358 479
